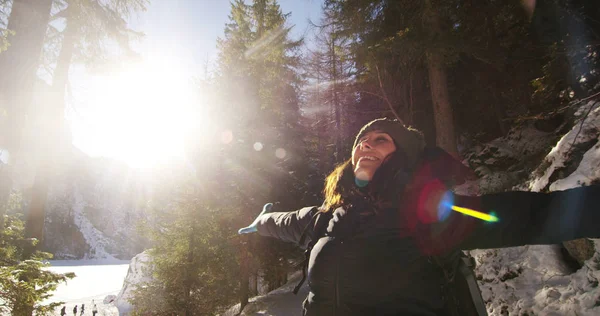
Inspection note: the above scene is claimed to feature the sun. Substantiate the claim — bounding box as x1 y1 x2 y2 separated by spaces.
70 57 200 169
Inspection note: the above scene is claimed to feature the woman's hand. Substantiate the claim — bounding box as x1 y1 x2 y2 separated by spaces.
238 203 273 234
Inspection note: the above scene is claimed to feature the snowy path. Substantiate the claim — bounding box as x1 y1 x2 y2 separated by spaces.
44 260 129 316
222 271 308 316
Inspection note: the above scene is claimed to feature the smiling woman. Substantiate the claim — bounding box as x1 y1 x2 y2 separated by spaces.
70 58 200 169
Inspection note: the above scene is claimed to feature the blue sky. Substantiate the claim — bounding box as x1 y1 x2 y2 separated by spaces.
130 0 324 77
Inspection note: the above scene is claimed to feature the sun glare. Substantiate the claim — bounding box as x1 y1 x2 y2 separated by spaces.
71 58 200 169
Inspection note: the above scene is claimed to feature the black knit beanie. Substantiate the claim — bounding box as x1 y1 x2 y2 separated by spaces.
353 118 426 169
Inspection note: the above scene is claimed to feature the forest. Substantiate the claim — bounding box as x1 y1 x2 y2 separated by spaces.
1 0 600 315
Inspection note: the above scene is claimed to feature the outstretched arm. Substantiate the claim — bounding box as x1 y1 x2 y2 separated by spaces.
237 203 319 248
238 203 275 234
255 206 318 248
452 185 600 250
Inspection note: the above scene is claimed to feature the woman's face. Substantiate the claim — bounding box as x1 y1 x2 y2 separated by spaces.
352 131 396 181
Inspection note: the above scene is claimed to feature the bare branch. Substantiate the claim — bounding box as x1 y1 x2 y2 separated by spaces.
375 64 404 124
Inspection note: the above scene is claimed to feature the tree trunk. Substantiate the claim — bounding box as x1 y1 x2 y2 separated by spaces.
0 0 52 153
52 14 77 103
239 237 250 312
249 271 257 295
183 225 195 316
0 0 52 251
426 51 457 155
25 6 78 248
0 166 11 228
408 74 414 125
424 0 457 155
331 35 342 163
24 169 48 249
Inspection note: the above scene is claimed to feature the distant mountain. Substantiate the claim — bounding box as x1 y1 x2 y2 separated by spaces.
42 150 148 259
41 147 188 260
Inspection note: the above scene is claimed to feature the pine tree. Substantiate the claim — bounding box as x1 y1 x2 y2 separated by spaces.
324 0 548 149
217 0 302 125
130 179 240 315
304 8 359 167
530 0 600 104
0 194 75 316
215 0 309 304
324 0 462 152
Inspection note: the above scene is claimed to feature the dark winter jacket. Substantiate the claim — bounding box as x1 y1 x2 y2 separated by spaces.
256 150 600 316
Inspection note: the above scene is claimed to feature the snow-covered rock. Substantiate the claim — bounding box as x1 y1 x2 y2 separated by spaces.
461 117 563 194
470 100 600 315
114 251 153 315
103 295 117 304
528 101 600 192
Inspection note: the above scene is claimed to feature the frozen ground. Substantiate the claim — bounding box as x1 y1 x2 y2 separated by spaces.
43 260 130 315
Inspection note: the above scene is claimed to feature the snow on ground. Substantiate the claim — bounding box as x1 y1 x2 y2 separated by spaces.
221 271 308 316
43 259 129 316
470 244 600 315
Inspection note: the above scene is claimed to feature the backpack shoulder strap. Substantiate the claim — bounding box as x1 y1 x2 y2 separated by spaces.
434 251 487 316
293 208 332 294
298 208 328 248
458 256 487 316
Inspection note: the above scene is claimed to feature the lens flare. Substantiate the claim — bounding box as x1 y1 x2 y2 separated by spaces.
221 130 233 144
451 205 499 222
438 191 499 222
275 148 286 159
438 191 454 221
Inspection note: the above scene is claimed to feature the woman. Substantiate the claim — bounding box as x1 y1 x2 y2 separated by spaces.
239 118 600 316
